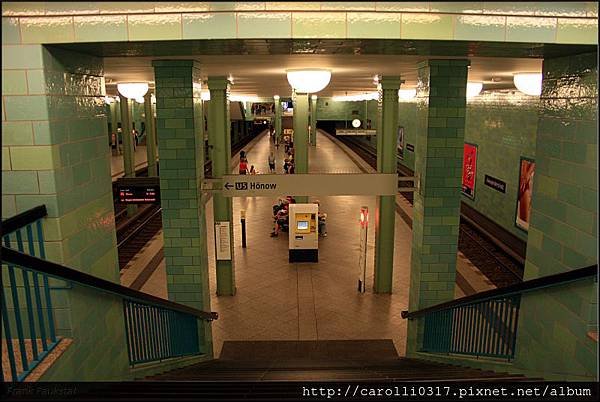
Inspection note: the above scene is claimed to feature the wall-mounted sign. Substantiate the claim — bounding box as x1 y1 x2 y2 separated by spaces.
461 143 478 199
516 157 535 232
215 221 232 260
397 126 405 160
406 143 415 152
336 129 377 136
484 175 506 193
116 177 160 204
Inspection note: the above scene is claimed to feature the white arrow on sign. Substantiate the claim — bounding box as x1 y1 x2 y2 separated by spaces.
220 173 398 197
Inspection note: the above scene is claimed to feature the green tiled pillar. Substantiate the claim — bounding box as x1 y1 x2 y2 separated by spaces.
406 60 470 354
152 60 213 321
512 52 597 379
373 76 402 293
293 92 309 203
207 77 236 296
2 44 127 379
144 91 158 176
109 101 118 152
274 95 282 143
118 94 137 216
310 95 318 146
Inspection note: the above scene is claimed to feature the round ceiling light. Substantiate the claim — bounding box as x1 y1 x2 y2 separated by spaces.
286 69 331 93
513 73 542 96
466 82 483 98
352 119 361 128
398 89 416 101
117 82 149 99
135 97 145 104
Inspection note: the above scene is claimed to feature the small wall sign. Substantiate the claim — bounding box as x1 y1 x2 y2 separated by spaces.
484 175 506 193
406 143 415 152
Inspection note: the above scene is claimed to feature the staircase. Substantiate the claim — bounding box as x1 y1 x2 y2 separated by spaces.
75 340 530 400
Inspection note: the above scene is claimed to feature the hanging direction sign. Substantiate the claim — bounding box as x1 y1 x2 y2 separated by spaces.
116 177 160 204
218 173 398 197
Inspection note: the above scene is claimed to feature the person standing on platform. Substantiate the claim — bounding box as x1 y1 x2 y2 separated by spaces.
249 165 257 175
268 152 276 173
239 157 249 175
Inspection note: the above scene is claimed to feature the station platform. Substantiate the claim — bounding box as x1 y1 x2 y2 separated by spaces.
125 130 494 358
111 144 155 182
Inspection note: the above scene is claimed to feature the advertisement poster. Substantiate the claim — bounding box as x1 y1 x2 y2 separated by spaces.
516 157 535 232
461 143 477 199
397 126 404 160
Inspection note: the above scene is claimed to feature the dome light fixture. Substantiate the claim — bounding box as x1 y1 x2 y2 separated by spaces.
286 69 331 93
466 82 483 98
135 97 145 104
117 82 149 99
398 88 417 101
513 72 542 96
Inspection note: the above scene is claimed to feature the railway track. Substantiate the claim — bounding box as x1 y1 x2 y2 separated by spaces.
334 133 524 288
114 130 262 270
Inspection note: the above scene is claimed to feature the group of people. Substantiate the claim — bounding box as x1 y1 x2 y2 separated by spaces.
270 197 327 238
110 125 143 155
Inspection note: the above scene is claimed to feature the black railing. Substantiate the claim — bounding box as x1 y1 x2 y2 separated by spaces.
402 265 597 360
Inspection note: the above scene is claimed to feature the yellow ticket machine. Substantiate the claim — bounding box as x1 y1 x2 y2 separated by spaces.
288 203 318 262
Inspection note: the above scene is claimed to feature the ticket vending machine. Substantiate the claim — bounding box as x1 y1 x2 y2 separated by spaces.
288 203 318 262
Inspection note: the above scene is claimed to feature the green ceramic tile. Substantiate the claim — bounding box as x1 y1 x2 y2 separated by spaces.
2 195 16 217
209 2 265 11
506 16 557 43
2 121 33 145
376 2 429 12
556 18 598 44
2 171 39 194
183 13 236 39
1 2 45 16
1 44 43 69
347 12 400 39
128 14 182 41
2 17 21 44
401 13 453 40
266 2 321 11
2 70 27 95
98 2 155 14
2 147 11 170
292 12 345 38
10 145 61 170
482 2 538 16
154 2 210 12
237 12 291 38
20 16 75 44
74 15 127 42
429 2 483 14
454 15 506 42
321 2 375 11
44 2 100 15
25 69 47 94
534 2 588 17
4 95 48 121
15 194 60 217
33 120 68 145
587 2 598 18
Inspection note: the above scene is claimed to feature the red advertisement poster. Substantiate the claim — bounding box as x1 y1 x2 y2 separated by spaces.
461 143 477 199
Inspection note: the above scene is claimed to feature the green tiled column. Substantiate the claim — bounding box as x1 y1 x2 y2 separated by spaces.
310 94 318 146
208 76 236 296
512 52 597 379
152 61 213 323
109 101 118 151
119 94 137 216
274 95 282 143
406 60 470 354
2 44 128 379
373 76 401 293
144 91 158 176
293 92 309 203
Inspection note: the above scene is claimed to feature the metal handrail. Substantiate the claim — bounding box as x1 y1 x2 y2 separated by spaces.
2 247 218 322
1 205 48 236
402 265 597 319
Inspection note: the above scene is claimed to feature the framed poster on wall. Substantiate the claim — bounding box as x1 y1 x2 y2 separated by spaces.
397 126 404 160
516 157 535 232
461 143 478 199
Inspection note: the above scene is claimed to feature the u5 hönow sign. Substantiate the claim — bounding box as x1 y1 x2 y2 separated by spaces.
218 173 398 197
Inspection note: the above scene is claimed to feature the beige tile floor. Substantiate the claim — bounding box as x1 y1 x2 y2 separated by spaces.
132 130 493 359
